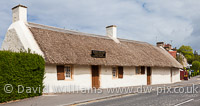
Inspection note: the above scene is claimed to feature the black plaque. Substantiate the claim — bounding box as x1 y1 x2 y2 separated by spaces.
91 50 106 58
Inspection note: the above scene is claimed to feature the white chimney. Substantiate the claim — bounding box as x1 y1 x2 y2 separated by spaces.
12 5 27 23
106 25 117 38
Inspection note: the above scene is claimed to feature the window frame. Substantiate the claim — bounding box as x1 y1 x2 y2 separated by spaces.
141 66 145 74
136 67 141 75
112 67 118 79
136 66 145 75
64 65 73 80
112 66 124 79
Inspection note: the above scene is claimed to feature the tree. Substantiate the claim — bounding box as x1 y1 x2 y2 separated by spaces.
177 45 194 64
194 50 198 55
177 45 193 55
191 61 200 72
185 55 194 64
193 50 199 61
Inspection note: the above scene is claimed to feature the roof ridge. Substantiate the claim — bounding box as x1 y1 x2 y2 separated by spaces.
27 22 111 39
27 22 149 44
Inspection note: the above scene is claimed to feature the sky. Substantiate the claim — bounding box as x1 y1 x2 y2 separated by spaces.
0 0 200 52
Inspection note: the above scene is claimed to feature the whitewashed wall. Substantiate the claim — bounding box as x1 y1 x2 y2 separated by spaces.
100 66 147 88
1 21 44 57
172 68 180 83
151 67 171 84
151 67 180 85
44 65 181 93
44 65 148 92
1 29 24 51
43 64 92 93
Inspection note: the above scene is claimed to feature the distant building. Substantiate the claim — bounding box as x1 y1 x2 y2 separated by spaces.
156 42 176 58
156 42 187 67
168 51 177 58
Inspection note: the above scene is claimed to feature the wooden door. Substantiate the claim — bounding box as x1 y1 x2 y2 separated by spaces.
118 66 123 78
92 66 100 88
147 67 151 85
57 65 65 80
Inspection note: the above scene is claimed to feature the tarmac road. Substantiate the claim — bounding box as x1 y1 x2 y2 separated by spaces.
82 84 200 106
1 76 200 106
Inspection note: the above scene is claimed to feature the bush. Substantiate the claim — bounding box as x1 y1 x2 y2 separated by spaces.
0 51 45 103
192 61 200 71
191 71 199 77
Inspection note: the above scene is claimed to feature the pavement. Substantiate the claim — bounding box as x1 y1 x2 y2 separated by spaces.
1 76 200 106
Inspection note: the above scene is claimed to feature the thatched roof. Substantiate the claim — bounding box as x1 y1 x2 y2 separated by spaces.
27 22 182 68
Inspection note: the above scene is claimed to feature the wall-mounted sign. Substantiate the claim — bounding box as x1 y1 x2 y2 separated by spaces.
91 50 106 58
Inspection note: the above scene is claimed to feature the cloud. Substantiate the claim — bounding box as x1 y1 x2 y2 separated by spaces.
0 0 200 52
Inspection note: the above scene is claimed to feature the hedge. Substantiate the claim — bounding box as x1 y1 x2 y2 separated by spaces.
191 71 200 77
0 51 45 103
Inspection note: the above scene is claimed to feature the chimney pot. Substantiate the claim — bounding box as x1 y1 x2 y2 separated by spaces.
106 25 117 28
106 25 117 38
156 42 164 47
12 5 27 23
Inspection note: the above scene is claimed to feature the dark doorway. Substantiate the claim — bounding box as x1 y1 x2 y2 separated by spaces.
147 67 151 85
92 65 100 88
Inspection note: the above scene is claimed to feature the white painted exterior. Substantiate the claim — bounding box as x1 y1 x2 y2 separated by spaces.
106 25 120 43
12 6 27 23
106 26 117 38
151 67 180 85
172 68 180 83
1 21 44 56
44 65 92 93
151 67 171 84
1 28 24 51
43 65 180 93
2 5 43 56
100 66 147 88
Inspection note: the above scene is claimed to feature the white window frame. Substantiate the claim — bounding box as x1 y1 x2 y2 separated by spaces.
136 67 141 75
112 67 118 78
136 66 145 75
65 65 72 80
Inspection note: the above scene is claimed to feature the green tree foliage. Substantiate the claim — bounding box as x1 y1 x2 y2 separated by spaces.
191 61 200 71
185 55 194 64
0 51 45 103
177 45 194 64
194 50 198 55
177 45 193 55
193 50 200 61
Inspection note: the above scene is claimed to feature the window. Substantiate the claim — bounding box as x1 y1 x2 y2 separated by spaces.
112 66 123 79
136 66 145 75
141 66 145 74
136 67 141 74
65 66 72 79
118 66 123 78
112 67 117 78
57 65 73 80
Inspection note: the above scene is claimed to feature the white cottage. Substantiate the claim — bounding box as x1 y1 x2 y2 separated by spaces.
1 5 182 93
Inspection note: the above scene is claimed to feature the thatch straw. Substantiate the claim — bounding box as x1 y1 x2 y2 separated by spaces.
28 22 182 68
